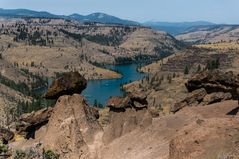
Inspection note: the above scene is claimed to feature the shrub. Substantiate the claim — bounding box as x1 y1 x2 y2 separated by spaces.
0 141 8 154
43 149 60 159
13 150 26 159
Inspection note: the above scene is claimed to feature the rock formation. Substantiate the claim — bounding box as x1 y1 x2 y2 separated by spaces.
43 94 103 159
171 88 207 112
8 70 239 159
171 70 239 112
186 70 239 98
16 108 53 139
103 93 152 144
44 72 87 99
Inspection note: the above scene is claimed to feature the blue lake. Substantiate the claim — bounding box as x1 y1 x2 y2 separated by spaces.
82 64 147 106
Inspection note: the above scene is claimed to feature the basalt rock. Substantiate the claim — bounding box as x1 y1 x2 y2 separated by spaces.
16 108 53 139
172 70 239 113
107 96 131 109
171 88 207 113
202 92 232 105
186 70 239 99
44 72 87 99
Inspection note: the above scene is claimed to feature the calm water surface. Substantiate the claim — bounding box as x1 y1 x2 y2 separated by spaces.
82 64 146 106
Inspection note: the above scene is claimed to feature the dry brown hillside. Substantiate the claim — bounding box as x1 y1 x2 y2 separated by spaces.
176 25 239 44
0 17 182 81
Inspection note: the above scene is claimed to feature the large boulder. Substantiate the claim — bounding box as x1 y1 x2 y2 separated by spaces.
16 108 53 139
0 127 14 144
44 72 87 99
171 88 207 113
186 70 239 99
43 94 102 159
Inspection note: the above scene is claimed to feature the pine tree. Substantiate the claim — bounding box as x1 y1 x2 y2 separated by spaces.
197 65 201 72
184 65 189 75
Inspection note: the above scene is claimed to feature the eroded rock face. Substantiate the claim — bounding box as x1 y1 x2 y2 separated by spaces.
44 72 87 99
16 108 53 139
103 94 152 144
43 94 102 159
186 70 239 99
171 88 207 113
172 70 239 112
202 92 232 105
0 127 14 144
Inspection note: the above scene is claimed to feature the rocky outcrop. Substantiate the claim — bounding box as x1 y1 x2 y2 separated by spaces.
128 91 147 104
0 127 14 144
107 96 131 109
201 92 232 105
44 72 87 99
16 108 53 139
103 94 152 144
43 94 102 159
186 70 239 99
172 70 239 112
171 88 207 112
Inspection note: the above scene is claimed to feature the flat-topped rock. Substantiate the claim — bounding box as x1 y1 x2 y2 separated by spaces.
107 96 131 109
128 90 147 104
44 72 87 99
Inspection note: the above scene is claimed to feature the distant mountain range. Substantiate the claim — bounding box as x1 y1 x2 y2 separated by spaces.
143 21 215 35
0 8 139 25
0 8 227 35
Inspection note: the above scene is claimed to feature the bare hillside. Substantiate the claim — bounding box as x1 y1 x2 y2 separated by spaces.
176 25 239 44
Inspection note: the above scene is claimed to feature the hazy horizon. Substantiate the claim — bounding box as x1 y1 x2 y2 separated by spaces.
1 0 239 24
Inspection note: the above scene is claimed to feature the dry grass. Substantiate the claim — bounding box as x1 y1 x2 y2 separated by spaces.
194 42 239 50
139 53 180 73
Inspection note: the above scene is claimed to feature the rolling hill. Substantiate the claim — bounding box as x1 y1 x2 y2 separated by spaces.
176 25 239 44
143 21 214 35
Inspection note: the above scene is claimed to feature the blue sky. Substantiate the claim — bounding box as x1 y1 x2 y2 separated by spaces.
1 0 239 24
